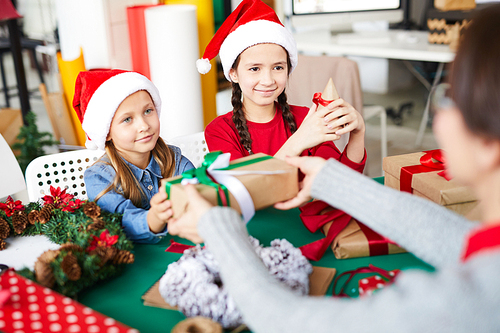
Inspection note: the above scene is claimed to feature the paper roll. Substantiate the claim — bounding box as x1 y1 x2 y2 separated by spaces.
145 5 204 140
57 50 87 146
55 0 111 69
165 0 218 126
127 4 163 79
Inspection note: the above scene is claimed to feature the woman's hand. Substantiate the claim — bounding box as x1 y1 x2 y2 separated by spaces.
167 184 213 244
147 188 174 233
274 156 327 210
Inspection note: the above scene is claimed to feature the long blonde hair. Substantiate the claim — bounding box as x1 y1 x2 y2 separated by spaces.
95 137 176 207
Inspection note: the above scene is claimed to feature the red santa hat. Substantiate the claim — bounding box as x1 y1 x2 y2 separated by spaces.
196 0 297 81
73 69 161 151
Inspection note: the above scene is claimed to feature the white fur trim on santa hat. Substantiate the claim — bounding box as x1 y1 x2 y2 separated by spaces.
82 72 162 151
220 20 298 81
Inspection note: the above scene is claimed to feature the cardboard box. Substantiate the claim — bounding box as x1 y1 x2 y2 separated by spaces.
0 108 23 147
383 151 478 217
324 219 406 259
162 153 299 218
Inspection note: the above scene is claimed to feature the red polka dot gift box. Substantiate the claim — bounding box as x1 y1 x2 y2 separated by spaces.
0 268 138 333
358 269 401 297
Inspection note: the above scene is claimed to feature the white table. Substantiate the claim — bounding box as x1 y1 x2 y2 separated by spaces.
293 29 456 147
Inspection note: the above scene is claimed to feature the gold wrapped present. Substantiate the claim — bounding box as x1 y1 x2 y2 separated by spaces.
162 152 299 221
383 150 478 218
324 218 406 259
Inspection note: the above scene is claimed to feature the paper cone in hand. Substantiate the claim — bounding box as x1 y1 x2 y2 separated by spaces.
314 78 340 111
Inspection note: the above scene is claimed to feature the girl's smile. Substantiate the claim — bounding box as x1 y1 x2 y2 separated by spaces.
229 43 288 116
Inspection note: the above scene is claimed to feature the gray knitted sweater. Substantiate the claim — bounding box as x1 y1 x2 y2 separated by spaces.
198 159 500 332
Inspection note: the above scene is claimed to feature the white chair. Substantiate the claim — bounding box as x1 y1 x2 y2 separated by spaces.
25 149 105 202
0 133 26 198
168 131 208 168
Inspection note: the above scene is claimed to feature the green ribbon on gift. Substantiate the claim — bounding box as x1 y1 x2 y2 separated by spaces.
164 151 273 207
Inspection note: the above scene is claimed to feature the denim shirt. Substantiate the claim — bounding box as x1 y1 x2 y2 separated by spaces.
84 145 194 243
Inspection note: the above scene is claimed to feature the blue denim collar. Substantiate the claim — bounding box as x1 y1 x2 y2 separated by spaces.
122 154 163 181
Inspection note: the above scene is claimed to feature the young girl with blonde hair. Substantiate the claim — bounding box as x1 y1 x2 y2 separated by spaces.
200 0 366 171
73 70 194 243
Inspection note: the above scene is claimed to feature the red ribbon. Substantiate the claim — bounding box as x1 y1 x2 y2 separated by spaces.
400 149 451 193
332 264 400 297
299 201 352 261
312 92 334 107
357 222 400 256
165 239 195 254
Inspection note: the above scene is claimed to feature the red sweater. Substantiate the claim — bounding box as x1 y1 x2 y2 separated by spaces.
205 104 366 173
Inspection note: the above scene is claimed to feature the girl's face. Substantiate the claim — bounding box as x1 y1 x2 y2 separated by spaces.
229 43 288 111
107 90 160 164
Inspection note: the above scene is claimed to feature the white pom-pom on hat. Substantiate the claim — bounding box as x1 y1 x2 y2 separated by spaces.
196 58 212 74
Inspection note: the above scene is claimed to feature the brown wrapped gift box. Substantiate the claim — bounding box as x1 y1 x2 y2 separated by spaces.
161 153 299 219
323 219 406 259
383 151 478 219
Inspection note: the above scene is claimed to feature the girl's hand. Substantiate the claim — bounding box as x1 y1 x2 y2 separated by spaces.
323 98 365 136
274 156 326 210
168 184 213 244
147 188 173 233
294 103 342 148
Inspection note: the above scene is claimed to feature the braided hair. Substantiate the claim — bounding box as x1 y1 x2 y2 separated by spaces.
231 49 297 155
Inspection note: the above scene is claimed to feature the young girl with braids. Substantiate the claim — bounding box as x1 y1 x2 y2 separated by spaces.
200 0 366 172
73 70 194 243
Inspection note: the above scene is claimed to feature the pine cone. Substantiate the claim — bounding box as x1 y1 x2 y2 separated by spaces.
12 210 28 234
0 217 10 239
86 218 106 232
28 210 40 224
34 249 59 288
113 250 135 265
59 243 84 253
83 202 101 219
90 246 118 266
61 252 81 281
0 239 6 251
38 204 55 224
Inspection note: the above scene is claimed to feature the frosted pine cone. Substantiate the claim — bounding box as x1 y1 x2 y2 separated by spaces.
159 237 312 328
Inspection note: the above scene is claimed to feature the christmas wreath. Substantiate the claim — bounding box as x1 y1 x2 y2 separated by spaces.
159 236 312 328
0 186 134 297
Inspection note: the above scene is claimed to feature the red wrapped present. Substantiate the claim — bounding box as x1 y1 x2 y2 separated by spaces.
383 150 479 219
0 268 137 333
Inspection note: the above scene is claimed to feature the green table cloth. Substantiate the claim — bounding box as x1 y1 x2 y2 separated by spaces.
78 202 433 332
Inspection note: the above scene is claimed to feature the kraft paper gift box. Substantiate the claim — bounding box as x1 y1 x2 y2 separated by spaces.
323 218 406 259
383 150 478 218
161 152 299 219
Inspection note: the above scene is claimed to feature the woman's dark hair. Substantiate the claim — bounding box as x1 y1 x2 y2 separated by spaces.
450 4 500 139
231 46 296 154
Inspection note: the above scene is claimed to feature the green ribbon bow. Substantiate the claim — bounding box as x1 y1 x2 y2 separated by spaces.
164 151 273 208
